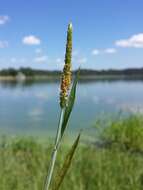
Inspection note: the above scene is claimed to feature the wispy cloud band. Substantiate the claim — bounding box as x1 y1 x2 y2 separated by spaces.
116 33 143 48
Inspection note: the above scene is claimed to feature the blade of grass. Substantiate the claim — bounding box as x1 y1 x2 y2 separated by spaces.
61 69 80 138
52 134 80 190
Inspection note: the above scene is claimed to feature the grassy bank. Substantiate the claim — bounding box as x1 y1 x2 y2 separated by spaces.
1 115 143 190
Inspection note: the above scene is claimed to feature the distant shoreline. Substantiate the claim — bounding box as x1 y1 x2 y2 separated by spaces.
0 67 143 81
1 75 143 83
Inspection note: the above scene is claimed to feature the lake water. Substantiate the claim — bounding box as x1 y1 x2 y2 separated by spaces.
0 80 143 138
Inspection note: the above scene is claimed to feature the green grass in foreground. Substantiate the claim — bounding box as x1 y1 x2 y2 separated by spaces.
1 115 143 190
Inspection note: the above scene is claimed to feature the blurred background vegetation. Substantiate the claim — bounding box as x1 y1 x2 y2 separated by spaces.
1 115 143 190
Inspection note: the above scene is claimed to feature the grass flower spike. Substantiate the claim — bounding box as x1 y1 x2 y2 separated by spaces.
60 23 72 108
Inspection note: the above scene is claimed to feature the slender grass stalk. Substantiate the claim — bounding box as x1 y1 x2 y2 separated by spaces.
43 23 73 190
43 108 65 190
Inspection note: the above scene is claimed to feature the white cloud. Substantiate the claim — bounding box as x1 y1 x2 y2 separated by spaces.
92 48 116 55
92 49 100 55
0 15 9 25
34 55 48 63
116 33 143 48
23 35 41 45
0 41 8 48
77 57 87 64
104 48 117 54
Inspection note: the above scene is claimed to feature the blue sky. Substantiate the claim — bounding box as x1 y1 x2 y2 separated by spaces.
0 0 143 70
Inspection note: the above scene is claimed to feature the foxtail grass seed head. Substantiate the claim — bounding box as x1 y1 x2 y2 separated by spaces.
60 23 72 108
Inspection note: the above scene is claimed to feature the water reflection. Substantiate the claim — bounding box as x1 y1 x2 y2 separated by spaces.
0 79 143 137
1 77 143 89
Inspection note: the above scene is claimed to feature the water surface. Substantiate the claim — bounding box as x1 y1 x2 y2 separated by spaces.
0 80 143 138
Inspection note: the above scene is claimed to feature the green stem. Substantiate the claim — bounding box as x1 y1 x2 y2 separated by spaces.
44 108 65 190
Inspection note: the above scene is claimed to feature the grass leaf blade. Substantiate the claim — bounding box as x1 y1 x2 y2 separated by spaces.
52 134 80 190
61 69 80 137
